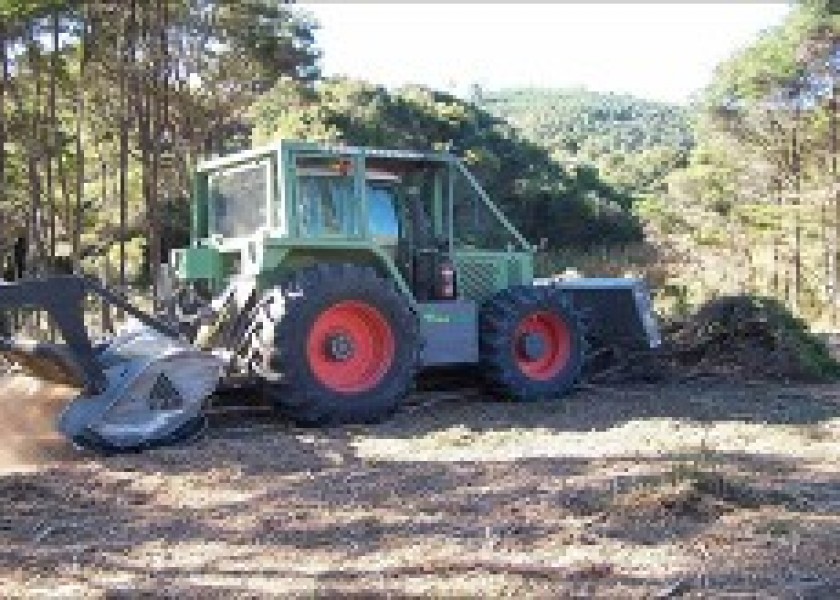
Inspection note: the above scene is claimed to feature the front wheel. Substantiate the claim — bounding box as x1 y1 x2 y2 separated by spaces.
248 264 419 426
480 286 586 401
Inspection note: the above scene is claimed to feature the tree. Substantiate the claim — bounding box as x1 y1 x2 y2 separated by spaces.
0 0 319 285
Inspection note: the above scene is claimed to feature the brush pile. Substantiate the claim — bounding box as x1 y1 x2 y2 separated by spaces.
589 295 840 383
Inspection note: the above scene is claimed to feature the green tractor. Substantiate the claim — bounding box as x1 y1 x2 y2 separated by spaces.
1 141 659 452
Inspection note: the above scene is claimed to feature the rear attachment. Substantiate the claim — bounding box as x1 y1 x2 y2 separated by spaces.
1 276 223 453
534 277 661 350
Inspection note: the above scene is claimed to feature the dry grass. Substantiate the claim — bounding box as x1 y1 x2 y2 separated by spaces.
0 376 838 597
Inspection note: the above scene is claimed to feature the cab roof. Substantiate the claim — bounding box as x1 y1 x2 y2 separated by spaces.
197 140 454 173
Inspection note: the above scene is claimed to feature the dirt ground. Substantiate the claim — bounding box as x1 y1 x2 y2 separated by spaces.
0 374 838 599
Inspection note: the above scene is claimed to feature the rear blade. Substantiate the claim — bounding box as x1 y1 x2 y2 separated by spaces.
535 277 661 350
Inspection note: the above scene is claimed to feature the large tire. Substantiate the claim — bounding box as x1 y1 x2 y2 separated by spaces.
480 286 586 401
247 264 419 426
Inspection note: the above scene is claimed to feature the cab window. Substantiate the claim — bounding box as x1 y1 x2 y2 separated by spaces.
298 175 356 236
295 156 357 237
367 185 399 241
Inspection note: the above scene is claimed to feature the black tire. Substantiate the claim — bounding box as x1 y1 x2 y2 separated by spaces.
246 263 419 426
480 286 586 401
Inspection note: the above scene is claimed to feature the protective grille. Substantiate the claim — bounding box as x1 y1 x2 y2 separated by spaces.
457 260 498 301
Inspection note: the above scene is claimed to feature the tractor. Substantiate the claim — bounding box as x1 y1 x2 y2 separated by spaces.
0 141 660 452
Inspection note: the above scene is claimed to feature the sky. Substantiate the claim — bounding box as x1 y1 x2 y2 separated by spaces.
303 3 793 105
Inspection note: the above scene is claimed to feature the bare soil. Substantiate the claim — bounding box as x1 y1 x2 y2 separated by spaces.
0 374 838 598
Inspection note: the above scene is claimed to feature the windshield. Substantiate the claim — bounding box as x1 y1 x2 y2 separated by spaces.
208 160 270 238
298 175 357 236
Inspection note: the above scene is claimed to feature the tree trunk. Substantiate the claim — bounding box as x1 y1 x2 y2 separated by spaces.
47 10 59 273
0 24 6 243
26 27 46 277
73 5 88 272
119 2 131 291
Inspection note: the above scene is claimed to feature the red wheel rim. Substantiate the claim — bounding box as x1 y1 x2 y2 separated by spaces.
307 301 395 393
513 311 572 381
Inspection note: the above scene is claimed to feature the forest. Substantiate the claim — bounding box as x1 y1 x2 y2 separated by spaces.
642 0 840 324
0 0 838 320
483 1 840 326
0 0 319 297
0 0 671 299
0 0 837 314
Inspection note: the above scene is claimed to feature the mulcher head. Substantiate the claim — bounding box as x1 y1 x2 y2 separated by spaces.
1 276 222 453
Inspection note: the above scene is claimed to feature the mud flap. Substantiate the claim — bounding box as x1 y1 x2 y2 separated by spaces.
57 321 222 452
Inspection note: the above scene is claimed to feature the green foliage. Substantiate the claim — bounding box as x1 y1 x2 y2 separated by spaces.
252 78 644 249
636 1 840 331
703 0 837 105
209 1 320 83
482 88 693 195
0 0 319 278
675 1 839 212
0 0 66 20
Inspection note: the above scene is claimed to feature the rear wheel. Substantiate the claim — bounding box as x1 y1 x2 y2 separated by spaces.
480 286 585 401
247 264 419 426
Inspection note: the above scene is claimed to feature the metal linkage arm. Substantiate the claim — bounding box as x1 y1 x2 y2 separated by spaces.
0 276 180 394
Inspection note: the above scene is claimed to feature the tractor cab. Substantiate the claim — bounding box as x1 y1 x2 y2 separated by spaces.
184 141 534 308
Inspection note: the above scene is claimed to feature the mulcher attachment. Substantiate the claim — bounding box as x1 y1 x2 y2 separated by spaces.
1 276 222 453
57 321 222 452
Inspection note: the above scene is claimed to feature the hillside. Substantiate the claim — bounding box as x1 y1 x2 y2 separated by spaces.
482 88 694 195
